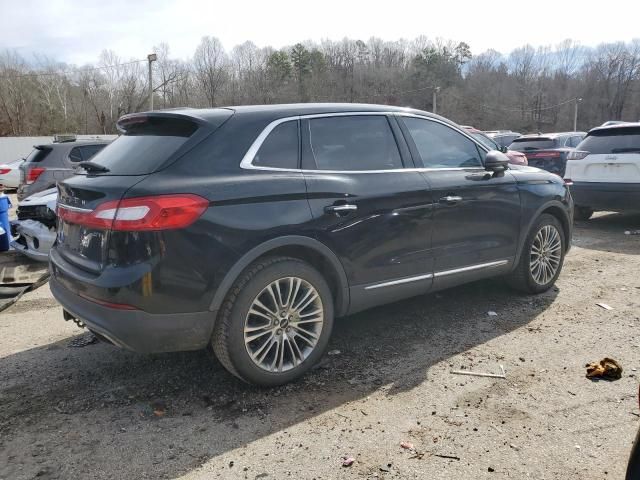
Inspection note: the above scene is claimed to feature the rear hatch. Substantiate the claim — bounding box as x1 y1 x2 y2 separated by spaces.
55 110 232 274
566 126 640 182
510 137 566 174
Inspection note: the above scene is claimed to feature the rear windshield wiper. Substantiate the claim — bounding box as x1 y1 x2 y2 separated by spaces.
79 161 110 173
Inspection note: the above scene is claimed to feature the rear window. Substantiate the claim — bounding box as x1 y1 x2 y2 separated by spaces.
579 127 640 154
86 116 199 175
25 147 52 163
509 138 557 150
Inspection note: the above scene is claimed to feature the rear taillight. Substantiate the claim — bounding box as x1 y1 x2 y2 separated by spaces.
567 150 590 161
58 194 208 231
26 167 45 184
526 151 561 158
0 168 10 175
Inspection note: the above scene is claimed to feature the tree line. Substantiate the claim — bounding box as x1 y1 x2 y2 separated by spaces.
1 36 639 136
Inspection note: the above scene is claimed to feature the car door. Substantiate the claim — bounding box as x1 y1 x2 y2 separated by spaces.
397 115 521 289
300 113 435 313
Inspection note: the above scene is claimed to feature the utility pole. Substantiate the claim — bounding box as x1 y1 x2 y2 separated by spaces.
432 86 440 114
147 53 157 111
573 97 582 131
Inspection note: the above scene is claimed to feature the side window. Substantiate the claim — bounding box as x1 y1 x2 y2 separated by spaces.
403 117 483 168
570 136 583 147
306 115 403 171
253 121 299 169
80 145 105 160
69 147 83 163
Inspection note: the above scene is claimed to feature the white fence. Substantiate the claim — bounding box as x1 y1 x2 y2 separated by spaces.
0 136 117 164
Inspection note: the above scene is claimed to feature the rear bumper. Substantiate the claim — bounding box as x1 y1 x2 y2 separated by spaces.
570 181 640 211
50 276 215 353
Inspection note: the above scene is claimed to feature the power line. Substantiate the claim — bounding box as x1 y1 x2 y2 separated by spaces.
0 58 148 80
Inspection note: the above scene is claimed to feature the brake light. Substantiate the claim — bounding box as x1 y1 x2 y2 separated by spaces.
0 168 10 175
526 151 561 158
58 194 208 231
26 167 45 184
567 150 590 161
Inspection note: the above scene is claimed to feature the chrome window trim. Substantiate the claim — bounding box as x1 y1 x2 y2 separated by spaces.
239 111 491 174
363 260 509 290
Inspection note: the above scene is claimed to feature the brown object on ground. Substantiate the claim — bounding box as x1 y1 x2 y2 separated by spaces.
585 357 623 380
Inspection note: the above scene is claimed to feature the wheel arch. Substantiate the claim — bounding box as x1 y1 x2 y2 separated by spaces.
514 201 572 267
209 236 350 317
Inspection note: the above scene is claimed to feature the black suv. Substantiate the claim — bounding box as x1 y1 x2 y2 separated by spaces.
50 104 573 386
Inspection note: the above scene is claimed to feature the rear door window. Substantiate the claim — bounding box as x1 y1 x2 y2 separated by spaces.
85 116 202 175
305 115 403 171
80 144 106 160
252 121 299 169
579 127 640 154
403 117 483 168
69 147 83 162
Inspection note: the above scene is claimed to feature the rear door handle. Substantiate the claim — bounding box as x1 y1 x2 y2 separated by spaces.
439 195 463 205
325 204 358 215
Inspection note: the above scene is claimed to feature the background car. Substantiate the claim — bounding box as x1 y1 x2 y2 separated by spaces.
0 159 23 190
508 132 586 176
50 104 572 387
10 187 57 261
463 127 527 165
17 138 110 200
564 122 640 220
485 131 522 149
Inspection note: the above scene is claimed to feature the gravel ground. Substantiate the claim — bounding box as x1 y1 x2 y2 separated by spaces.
0 210 639 480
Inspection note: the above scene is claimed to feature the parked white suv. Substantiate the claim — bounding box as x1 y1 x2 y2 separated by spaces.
565 123 640 220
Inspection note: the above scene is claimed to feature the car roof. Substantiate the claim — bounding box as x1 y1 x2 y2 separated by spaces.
146 103 448 125
515 132 586 139
588 122 640 134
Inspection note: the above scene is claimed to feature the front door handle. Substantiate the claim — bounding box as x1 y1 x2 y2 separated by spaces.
439 195 463 205
325 203 358 216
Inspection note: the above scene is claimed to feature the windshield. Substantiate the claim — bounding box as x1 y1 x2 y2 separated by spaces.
86 116 199 175
579 127 640 154
509 138 557 151
470 132 499 150
25 147 52 163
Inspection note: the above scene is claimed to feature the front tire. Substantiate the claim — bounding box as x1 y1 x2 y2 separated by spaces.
574 206 594 221
507 214 566 294
212 256 334 386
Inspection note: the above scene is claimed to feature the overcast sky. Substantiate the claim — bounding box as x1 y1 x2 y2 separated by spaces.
1 0 638 65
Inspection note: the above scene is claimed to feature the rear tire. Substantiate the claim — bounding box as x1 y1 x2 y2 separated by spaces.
507 213 566 294
211 256 334 386
574 206 594 221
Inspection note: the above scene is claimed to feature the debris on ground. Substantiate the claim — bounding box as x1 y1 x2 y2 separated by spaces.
585 357 623 380
400 441 414 450
487 311 498 316
596 302 613 310
341 456 355 467
624 230 640 235
450 368 506 379
434 453 460 461
67 332 98 348
328 349 341 355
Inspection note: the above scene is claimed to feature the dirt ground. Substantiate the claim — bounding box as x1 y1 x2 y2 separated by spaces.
1 209 639 480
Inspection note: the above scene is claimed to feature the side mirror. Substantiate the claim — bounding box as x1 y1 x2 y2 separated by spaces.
484 150 510 172
500 145 508 153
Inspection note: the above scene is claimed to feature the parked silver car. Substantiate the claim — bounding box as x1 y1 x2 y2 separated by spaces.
17 138 110 200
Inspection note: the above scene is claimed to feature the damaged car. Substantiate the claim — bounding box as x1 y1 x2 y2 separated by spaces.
10 187 57 261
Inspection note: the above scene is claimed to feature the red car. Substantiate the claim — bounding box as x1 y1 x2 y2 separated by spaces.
462 126 528 166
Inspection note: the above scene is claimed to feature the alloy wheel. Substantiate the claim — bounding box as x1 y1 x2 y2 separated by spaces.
530 225 562 285
244 277 324 373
